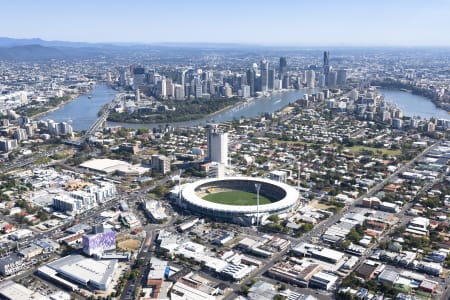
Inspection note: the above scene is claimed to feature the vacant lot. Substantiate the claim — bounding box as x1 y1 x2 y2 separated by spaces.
310 199 333 210
118 239 141 251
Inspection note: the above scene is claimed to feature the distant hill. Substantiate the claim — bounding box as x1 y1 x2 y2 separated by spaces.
0 44 112 61
0 37 108 48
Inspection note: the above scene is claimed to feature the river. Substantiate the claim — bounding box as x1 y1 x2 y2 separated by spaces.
41 85 449 132
379 89 449 120
38 84 116 131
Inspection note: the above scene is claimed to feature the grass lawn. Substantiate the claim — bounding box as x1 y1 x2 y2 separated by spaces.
344 145 401 156
203 191 273 206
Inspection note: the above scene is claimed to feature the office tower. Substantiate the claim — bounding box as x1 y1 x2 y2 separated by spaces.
206 79 214 95
337 69 347 86
195 77 202 98
135 89 141 102
306 70 316 88
274 79 282 90
279 57 287 78
241 85 251 98
207 125 228 166
166 79 174 97
268 69 275 91
202 80 208 96
246 69 256 96
177 70 187 85
323 51 330 86
119 68 127 86
260 59 269 92
318 74 325 88
282 73 290 89
156 79 167 98
132 66 146 89
323 51 329 67
327 71 337 88
174 84 185 100
224 84 233 98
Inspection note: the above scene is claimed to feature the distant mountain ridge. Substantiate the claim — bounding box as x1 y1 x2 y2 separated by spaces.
0 37 111 48
0 44 114 60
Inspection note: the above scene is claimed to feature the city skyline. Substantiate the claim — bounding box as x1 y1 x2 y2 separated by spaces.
2 0 450 47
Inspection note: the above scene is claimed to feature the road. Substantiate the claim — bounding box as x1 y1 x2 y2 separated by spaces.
0 146 65 173
223 248 290 300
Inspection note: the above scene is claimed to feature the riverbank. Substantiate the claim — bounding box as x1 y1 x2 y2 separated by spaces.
107 97 242 124
31 92 80 120
107 88 304 126
30 85 95 120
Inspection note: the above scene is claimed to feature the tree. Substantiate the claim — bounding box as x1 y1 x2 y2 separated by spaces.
268 214 280 223
241 286 250 295
337 291 354 300
37 210 48 221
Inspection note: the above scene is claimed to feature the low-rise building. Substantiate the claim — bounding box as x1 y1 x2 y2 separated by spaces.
38 254 118 290
377 269 399 286
267 261 322 288
171 272 222 300
309 271 339 290
291 242 345 264
143 200 168 223
147 257 168 299
18 244 43 260
0 254 24 276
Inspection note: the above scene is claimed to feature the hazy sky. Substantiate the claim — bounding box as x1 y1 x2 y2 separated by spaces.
2 0 450 46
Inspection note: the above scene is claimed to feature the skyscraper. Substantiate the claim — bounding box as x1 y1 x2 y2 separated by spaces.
132 66 147 89
268 69 275 91
282 73 290 89
323 51 331 86
260 59 269 92
279 57 287 78
156 79 167 98
246 69 256 96
327 71 337 88
306 70 316 88
337 69 347 86
207 125 228 166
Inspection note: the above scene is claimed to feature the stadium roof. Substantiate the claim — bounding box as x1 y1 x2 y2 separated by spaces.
181 177 298 214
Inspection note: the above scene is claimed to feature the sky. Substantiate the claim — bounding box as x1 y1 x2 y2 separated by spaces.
2 0 450 46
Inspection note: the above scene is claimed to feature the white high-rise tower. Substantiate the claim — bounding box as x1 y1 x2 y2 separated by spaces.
207 125 228 166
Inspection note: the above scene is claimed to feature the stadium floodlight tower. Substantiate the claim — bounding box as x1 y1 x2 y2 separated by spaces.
297 162 301 192
176 169 183 206
254 183 261 226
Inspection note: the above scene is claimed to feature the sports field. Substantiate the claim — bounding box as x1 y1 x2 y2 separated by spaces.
203 191 272 206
